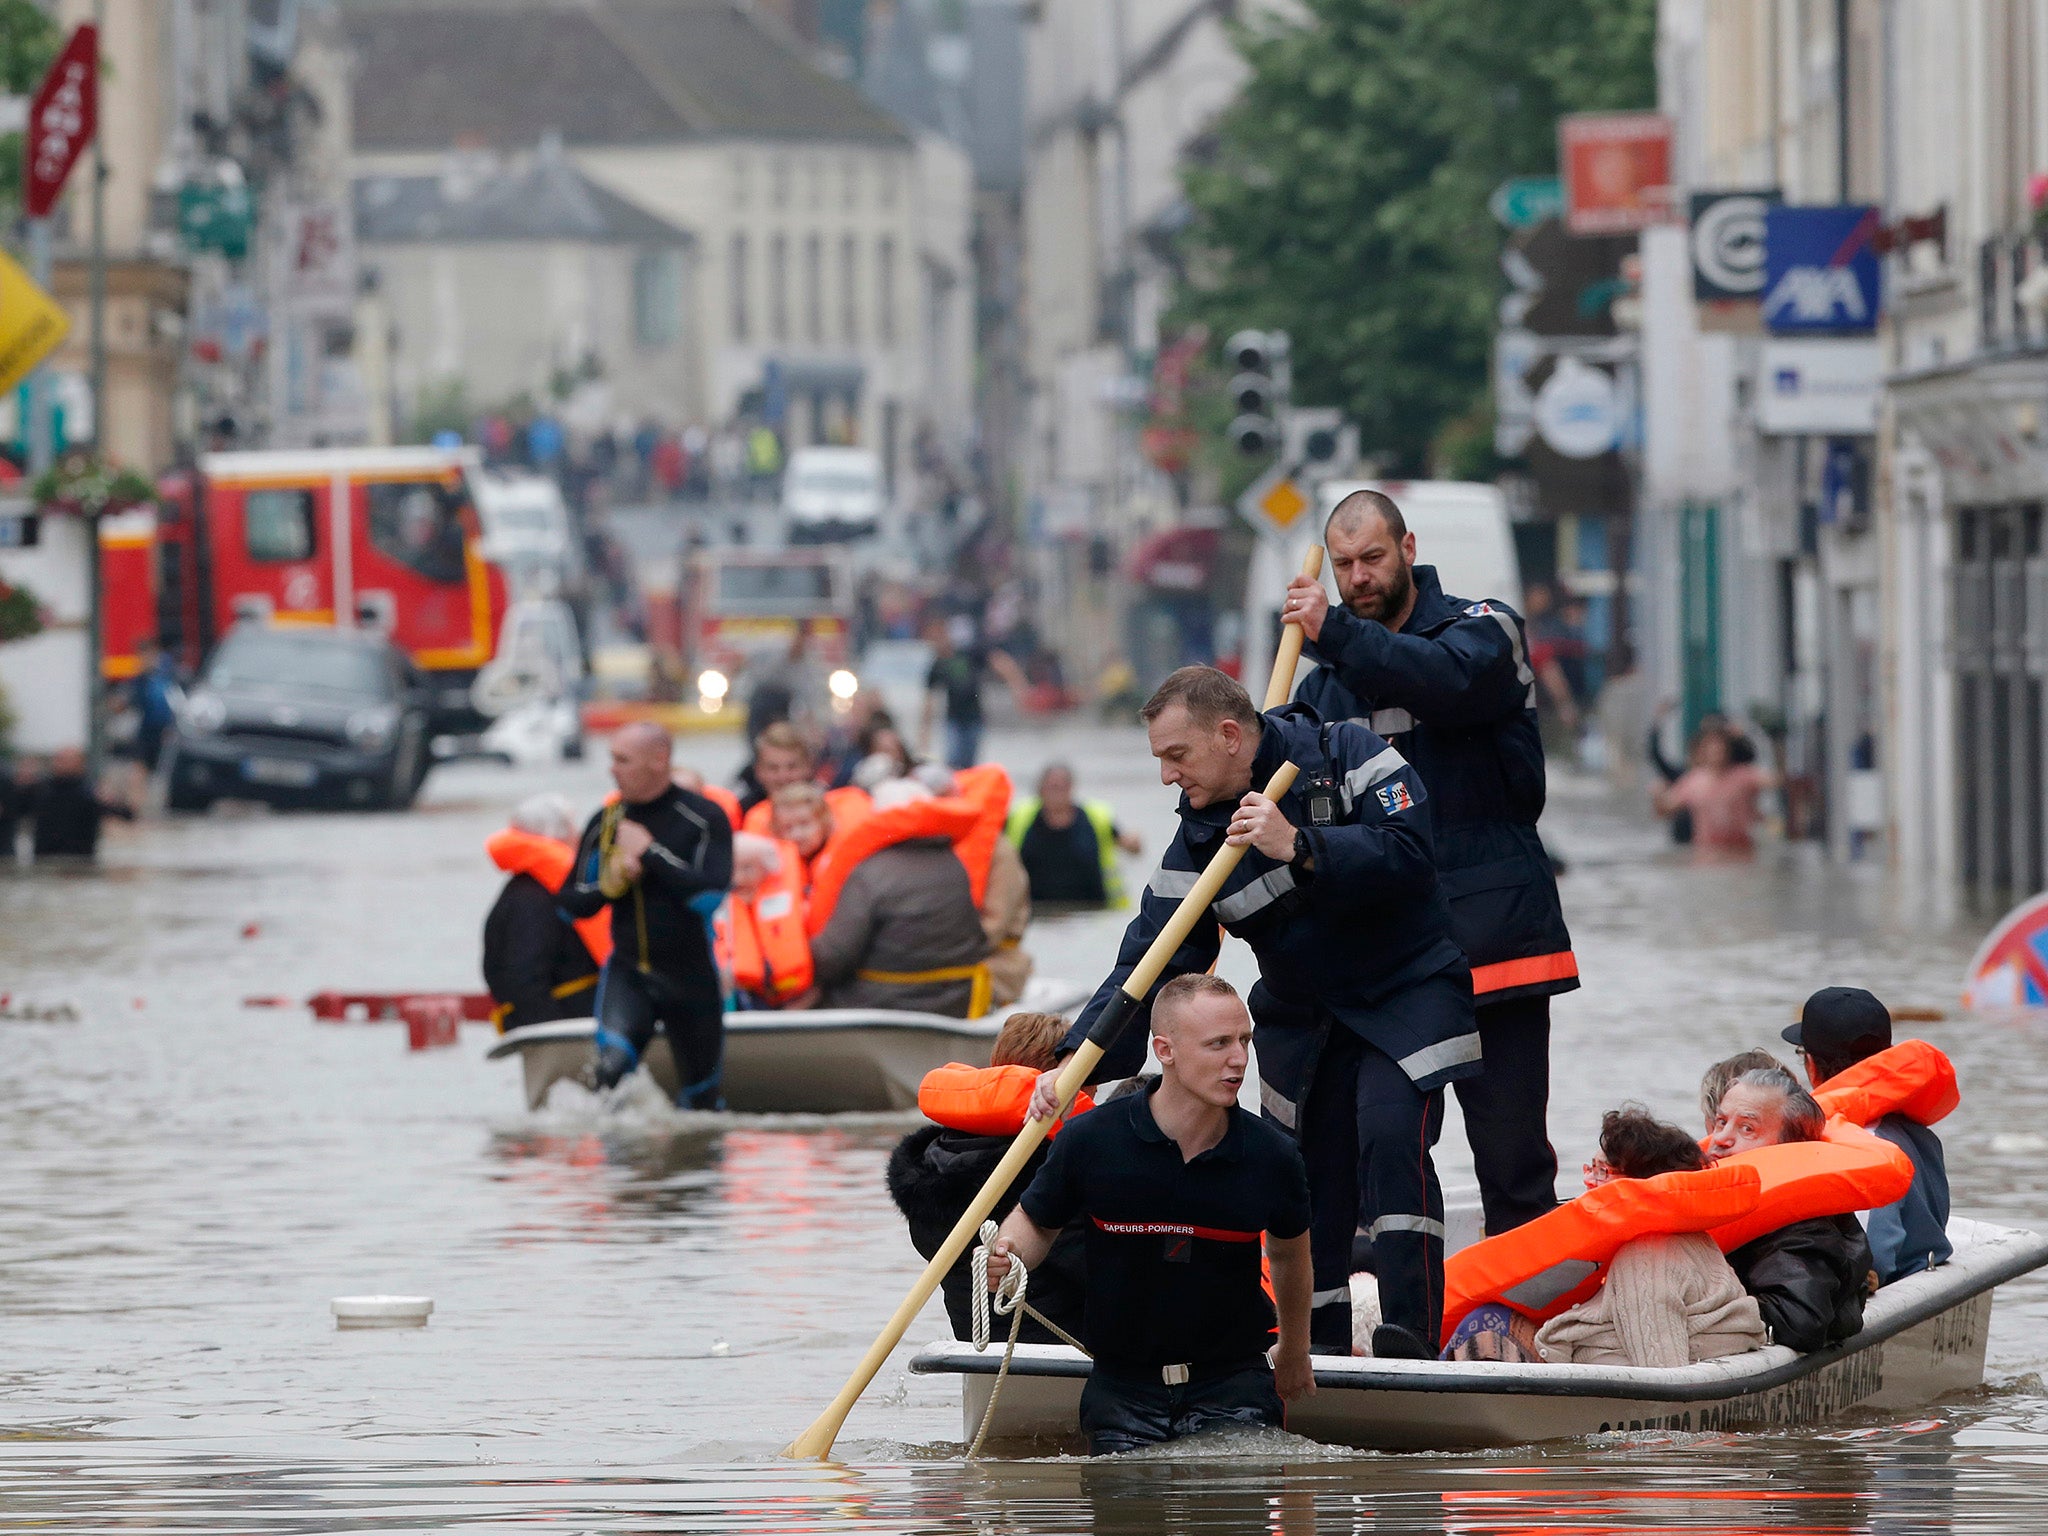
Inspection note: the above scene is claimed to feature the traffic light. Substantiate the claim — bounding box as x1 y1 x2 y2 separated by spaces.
1224 329 1288 458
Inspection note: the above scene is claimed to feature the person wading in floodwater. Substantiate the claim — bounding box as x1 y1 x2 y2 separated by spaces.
986 975 1315 1454
563 721 734 1108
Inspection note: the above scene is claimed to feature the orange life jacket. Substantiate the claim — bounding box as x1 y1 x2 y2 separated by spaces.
1813 1039 1960 1128
949 763 1012 907
486 827 613 967
1443 1162 1764 1335
1705 1116 1915 1253
742 784 872 841
918 1061 1094 1137
717 840 814 1001
805 794 985 936
700 783 743 831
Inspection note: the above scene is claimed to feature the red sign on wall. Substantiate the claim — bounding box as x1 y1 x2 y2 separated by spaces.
1559 112 1673 236
24 24 97 220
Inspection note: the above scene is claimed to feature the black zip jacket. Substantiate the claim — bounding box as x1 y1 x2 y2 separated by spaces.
886 1122 1088 1345
561 785 733 986
1296 565 1576 1002
482 872 599 1031
1727 1213 1875 1353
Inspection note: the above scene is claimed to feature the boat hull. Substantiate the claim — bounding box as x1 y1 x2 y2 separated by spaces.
913 1219 2045 1453
487 979 1087 1113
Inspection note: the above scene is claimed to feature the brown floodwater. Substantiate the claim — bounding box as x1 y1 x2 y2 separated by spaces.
1 723 2044 1533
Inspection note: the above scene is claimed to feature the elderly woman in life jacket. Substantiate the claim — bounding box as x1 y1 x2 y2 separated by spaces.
1443 1107 1766 1367
1707 1066 1877 1352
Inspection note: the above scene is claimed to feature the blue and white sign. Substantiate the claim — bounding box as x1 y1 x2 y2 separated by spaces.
1763 205 1882 334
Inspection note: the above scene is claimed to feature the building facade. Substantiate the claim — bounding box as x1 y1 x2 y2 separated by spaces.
1651 0 2048 904
1020 0 1245 678
342 0 973 496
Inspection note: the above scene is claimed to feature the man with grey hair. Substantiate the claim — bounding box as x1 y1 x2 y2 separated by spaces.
483 793 601 1032
1707 1065 1876 1351
562 722 734 1106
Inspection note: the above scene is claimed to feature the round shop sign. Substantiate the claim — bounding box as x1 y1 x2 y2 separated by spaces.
1693 193 1772 296
1533 357 1619 459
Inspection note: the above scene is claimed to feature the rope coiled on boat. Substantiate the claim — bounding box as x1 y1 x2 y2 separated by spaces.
966 1219 1089 1458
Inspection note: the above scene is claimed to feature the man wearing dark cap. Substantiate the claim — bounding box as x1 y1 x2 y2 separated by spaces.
1785 987 1953 1285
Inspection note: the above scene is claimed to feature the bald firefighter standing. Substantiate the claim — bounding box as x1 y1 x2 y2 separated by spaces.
1285 488 1578 1241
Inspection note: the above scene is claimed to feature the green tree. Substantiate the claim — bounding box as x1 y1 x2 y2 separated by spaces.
1176 0 1655 473
0 0 63 223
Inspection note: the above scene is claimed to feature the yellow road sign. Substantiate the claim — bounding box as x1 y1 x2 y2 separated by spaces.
0 246 68 396
1258 476 1309 529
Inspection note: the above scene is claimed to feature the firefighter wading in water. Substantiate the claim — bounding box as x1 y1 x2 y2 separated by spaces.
1034 664 1478 1358
1286 487 1578 1245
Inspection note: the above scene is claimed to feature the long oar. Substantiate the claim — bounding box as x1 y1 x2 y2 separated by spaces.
784 545 1326 1461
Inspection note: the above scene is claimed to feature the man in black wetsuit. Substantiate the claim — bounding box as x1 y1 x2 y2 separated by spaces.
562 722 733 1108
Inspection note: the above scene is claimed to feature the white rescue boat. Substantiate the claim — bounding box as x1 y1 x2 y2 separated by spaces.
909 1217 2048 1452
486 976 1091 1113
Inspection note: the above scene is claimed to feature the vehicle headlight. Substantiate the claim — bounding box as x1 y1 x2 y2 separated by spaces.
181 690 226 735
828 668 859 701
697 669 729 706
345 706 399 751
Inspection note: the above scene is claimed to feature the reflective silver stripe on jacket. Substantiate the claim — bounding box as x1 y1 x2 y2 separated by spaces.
1338 745 1408 812
1367 707 1415 737
1214 864 1297 924
1366 1212 1449 1240
1147 866 1201 900
1310 1285 1351 1309
1395 1031 1484 1083
1258 1077 1298 1129
1500 1258 1600 1310
1478 606 1536 695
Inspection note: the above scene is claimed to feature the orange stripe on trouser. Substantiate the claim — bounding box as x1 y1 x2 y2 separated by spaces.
1470 950 1578 996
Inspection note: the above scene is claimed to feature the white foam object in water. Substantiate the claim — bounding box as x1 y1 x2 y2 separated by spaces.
331 1295 433 1329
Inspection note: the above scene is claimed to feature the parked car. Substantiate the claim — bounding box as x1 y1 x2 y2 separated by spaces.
782 446 884 543
165 625 435 812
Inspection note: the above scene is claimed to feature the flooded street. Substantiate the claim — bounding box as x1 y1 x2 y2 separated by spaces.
3 721 2047 1533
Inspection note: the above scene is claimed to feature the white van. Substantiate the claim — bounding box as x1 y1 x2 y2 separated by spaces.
471 469 584 598
783 446 885 543
1241 479 1521 695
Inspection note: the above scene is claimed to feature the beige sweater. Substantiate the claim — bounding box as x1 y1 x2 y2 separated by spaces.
1535 1232 1767 1369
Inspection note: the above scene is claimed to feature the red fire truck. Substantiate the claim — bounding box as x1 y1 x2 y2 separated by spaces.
102 446 510 728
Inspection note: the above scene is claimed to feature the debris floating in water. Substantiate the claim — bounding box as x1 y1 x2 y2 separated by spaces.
331 1295 433 1329
241 922 261 939
0 998 80 1022
710 1338 731 1357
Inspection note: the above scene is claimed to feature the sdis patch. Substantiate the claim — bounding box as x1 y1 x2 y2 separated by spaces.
1376 781 1415 814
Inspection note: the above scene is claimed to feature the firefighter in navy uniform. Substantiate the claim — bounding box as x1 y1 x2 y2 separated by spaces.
1037 665 1479 1358
1285 488 1579 1240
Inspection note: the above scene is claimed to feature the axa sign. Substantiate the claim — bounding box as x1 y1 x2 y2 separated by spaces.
1762 205 1882 334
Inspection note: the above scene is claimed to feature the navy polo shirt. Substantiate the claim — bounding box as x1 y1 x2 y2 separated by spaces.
1019 1079 1312 1372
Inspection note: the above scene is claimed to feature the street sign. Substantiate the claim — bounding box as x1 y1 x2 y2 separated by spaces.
1489 176 1564 230
1559 112 1673 235
1690 189 1779 301
1763 205 1882 334
1258 476 1308 528
1532 356 1620 459
0 244 70 396
24 25 96 219
179 181 257 259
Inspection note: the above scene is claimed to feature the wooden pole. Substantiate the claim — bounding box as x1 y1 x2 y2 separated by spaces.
783 544 1325 1460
